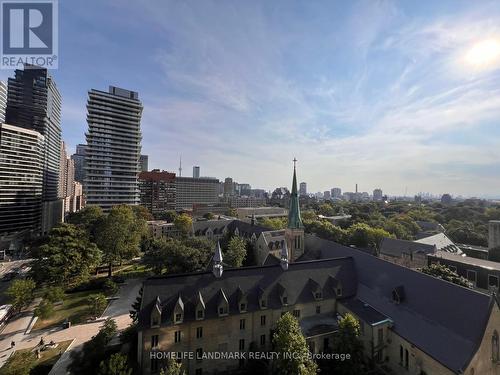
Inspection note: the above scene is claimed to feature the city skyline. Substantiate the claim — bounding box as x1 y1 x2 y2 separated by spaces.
1 1 499 197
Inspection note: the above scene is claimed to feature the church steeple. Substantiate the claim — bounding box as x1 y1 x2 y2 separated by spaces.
288 158 303 229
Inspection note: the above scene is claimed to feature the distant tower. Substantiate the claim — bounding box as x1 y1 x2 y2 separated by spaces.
178 155 182 177
355 183 358 193
193 166 200 178
213 241 223 278
285 158 305 261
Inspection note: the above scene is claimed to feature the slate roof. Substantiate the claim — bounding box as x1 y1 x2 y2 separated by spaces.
303 235 495 373
340 298 391 326
430 251 500 271
139 257 356 329
415 233 462 253
379 237 436 257
226 220 268 237
192 219 231 236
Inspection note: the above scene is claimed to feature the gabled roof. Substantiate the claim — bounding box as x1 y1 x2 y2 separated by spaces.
379 237 436 257
304 235 493 373
139 257 356 328
415 233 462 253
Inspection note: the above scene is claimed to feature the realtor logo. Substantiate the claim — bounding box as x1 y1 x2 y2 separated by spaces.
1 0 58 69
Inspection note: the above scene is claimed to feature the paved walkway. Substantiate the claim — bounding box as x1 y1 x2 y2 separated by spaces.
0 278 142 374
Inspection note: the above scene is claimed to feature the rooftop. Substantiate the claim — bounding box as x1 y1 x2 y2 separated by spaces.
430 251 500 271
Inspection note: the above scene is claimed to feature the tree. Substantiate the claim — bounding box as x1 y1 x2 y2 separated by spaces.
330 313 364 374
224 236 247 267
173 214 193 236
88 294 108 318
143 237 213 275
6 279 36 313
272 312 317 375
155 210 177 222
347 223 391 251
304 220 348 244
66 205 104 240
130 287 143 323
103 279 118 296
131 205 154 221
69 318 117 375
44 286 65 303
421 263 472 288
95 205 145 276
98 353 132 375
32 224 102 287
203 212 215 220
34 299 54 320
160 359 185 375
260 217 287 230
0 351 36 375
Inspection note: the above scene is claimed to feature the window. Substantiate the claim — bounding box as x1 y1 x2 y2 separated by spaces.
314 292 322 300
260 315 266 326
489 275 499 288
151 316 159 326
151 358 159 373
282 297 288 305
151 335 159 348
197 309 204 320
240 319 246 330
399 345 403 365
336 287 342 297
196 348 203 361
405 349 409 369
219 306 228 316
174 331 181 343
467 270 477 286
195 369 202 375
493 331 499 362
316 306 321 314
196 327 203 339
293 309 301 318
377 328 384 345
239 339 245 351
260 334 266 346
175 313 182 323
240 303 246 312
260 299 267 309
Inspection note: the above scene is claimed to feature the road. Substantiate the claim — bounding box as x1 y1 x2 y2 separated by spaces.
0 278 143 374
0 259 33 305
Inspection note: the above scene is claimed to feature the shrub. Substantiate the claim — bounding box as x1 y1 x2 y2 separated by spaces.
103 279 118 296
34 300 55 320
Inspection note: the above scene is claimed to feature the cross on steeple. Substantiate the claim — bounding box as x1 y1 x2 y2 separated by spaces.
293 157 297 169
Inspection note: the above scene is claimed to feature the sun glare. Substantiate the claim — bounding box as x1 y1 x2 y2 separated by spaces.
465 39 500 69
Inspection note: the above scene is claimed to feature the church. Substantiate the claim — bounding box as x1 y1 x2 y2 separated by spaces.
136 163 500 375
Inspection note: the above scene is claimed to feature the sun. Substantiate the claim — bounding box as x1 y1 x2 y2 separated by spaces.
465 39 500 69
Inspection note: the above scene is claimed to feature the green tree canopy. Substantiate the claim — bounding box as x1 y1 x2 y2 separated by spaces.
6 278 36 313
173 214 193 236
69 318 117 375
421 263 472 288
347 223 391 251
224 236 247 267
98 353 132 375
330 313 364 374
259 217 287 230
95 205 146 276
66 205 104 240
272 312 317 375
32 223 102 287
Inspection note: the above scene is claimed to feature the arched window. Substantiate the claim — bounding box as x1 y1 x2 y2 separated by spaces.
492 330 499 362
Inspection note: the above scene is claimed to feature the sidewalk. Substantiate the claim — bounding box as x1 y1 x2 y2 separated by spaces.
0 278 143 373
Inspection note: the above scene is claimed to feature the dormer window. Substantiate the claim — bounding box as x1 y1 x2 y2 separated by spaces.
392 286 405 304
336 287 342 297
151 296 161 328
260 298 267 309
173 294 184 324
277 283 288 306
195 291 205 321
309 279 323 301
283 296 288 305
315 292 323 300
217 288 229 317
236 286 248 313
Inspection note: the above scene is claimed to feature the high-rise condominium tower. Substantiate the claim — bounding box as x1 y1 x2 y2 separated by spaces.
5 65 62 234
0 124 44 235
84 86 142 210
0 81 7 123
6 65 62 201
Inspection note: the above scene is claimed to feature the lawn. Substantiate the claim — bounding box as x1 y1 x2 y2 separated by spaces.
1 340 72 375
32 290 108 331
115 262 153 278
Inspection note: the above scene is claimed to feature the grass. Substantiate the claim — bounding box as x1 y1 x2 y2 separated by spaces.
2 340 72 375
115 262 153 278
32 290 108 331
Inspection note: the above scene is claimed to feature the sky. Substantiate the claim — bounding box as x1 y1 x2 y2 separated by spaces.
2 0 500 197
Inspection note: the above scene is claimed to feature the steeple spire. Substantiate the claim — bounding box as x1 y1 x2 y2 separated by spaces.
288 158 303 229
